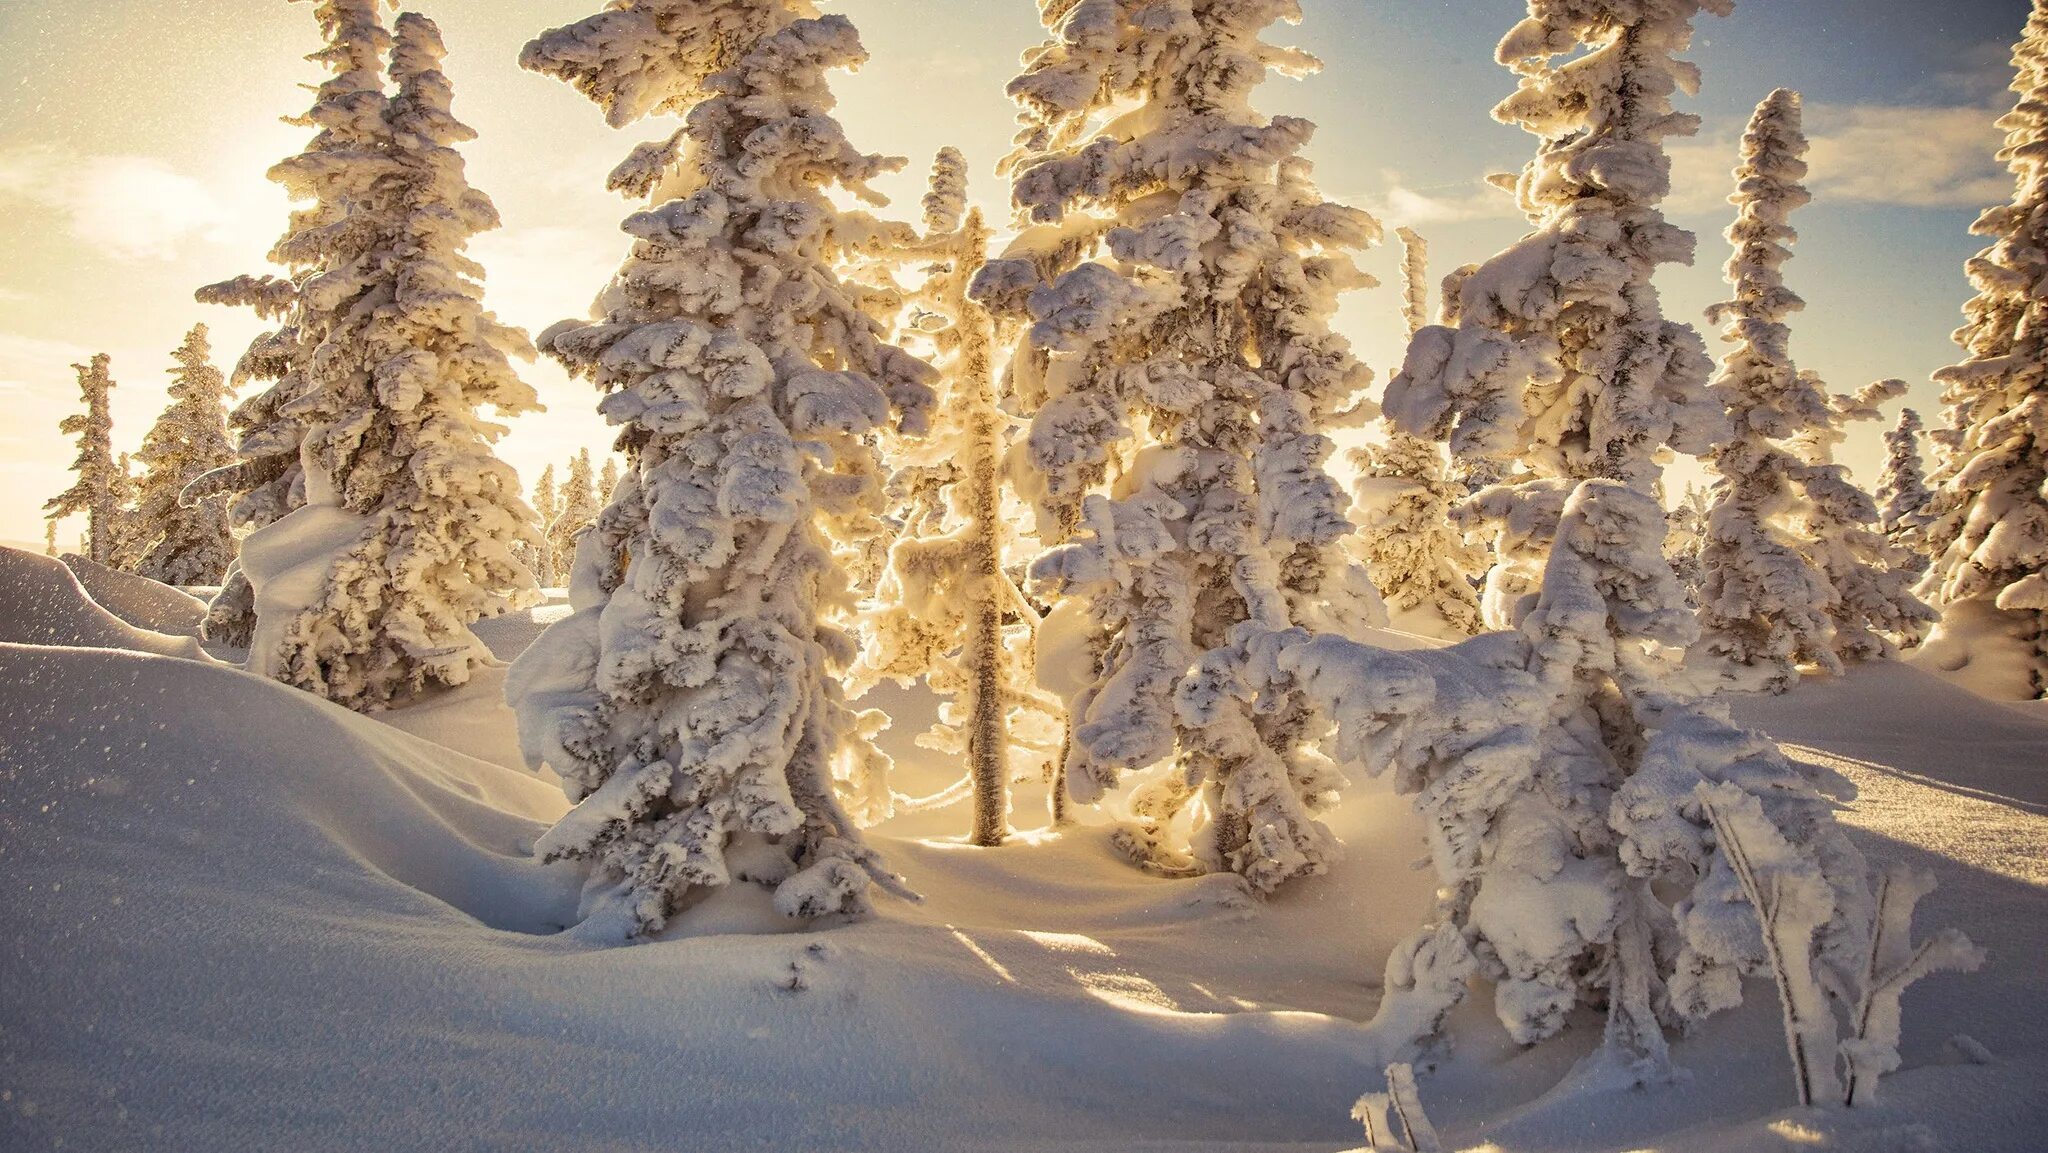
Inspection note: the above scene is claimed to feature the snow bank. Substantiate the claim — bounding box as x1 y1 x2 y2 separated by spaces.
0 546 209 660
0 639 1430 1152
61 551 209 636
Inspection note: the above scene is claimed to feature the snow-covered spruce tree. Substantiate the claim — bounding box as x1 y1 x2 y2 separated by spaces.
1797 378 1936 662
1691 89 1841 689
1918 0 2048 694
1876 407 1932 571
548 448 600 571
1384 0 1730 628
972 0 1386 891
1283 480 1875 1078
507 0 937 939
524 462 561 587
241 10 544 709
193 0 397 647
1692 91 1928 689
128 325 238 586
853 149 1065 846
45 354 122 568
43 520 57 558
599 455 621 502
1351 226 1482 638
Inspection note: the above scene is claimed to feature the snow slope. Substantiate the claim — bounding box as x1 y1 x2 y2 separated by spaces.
2 556 2044 1151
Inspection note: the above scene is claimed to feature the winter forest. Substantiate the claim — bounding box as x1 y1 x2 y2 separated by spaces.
4 0 2047 1150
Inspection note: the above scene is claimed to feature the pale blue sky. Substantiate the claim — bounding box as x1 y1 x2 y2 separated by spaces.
0 0 2032 544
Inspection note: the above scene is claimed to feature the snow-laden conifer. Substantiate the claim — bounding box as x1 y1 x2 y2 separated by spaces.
1351 226 1481 638
1918 0 2048 694
599 456 621 503
548 448 600 572
129 326 238 586
45 354 123 568
508 0 937 939
1692 91 1928 689
524 462 561 587
973 0 1386 892
193 0 398 647
1384 0 1730 626
236 11 543 710
1876 407 1932 571
854 149 1064 846
1284 480 1875 1076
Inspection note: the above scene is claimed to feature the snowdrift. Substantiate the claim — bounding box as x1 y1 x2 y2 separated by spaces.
2 557 2044 1151
0 547 209 660
60 551 209 636
0 642 1424 1152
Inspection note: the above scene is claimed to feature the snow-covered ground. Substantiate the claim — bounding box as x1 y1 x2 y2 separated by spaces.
2 551 2043 1151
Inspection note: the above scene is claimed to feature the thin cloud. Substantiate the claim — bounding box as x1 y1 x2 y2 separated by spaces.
0 143 237 261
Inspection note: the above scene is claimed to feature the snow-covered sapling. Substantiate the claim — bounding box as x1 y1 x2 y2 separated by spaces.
1839 865 1985 1107
854 149 1064 846
1350 1063 1442 1153
1876 408 1933 573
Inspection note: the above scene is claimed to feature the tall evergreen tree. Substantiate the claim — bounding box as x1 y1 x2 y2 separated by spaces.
599 455 621 503
239 9 544 709
129 325 239 586
975 0 1386 891
195 0 398 646
1919 0 2048 695
45 355 122 568
1385 0 1730 627
507 0 937 939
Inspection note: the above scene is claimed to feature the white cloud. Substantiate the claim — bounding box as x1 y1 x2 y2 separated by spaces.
0 143 236 261
1367 99 2010 230
1805 103 2007 209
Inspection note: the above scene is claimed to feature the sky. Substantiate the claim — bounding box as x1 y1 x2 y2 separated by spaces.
0 0 2034 548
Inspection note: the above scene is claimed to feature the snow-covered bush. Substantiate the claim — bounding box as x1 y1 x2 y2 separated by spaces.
1351 1062 1442 1153
1384 0 1730 616
853 150 1064 845
45 354 123 569
508 0 936 939
129 326 238 586
241 11 543 710
1286 480 1875 1077
1918 2 2048 695
977 0 1387 892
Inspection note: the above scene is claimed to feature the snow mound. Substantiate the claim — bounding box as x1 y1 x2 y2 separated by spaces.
0 640 1415 1152
61 551 209 636
0 546 210 660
